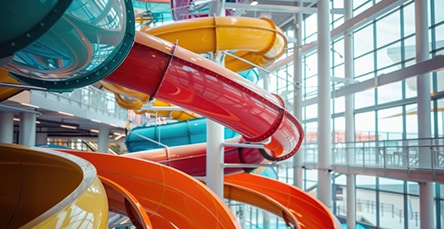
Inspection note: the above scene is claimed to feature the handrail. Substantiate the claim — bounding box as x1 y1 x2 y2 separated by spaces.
300 137 444 171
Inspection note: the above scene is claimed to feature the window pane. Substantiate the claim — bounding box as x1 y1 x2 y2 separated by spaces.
405 104 418 138
434 0 444 24
354 25 374 57
376 10 401 48
403 2 415 37
355 53 374 77
377 81 402 104
355 89 374 109
355 111 375 136
378 107 403 140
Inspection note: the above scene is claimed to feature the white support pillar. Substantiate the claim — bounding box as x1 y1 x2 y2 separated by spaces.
36 130 48 145
293 12 304 189
416 0 432 168
420 181 434 229
206 119 224 198
317 0 332 210
98 126 110 153
0 111 14 143
19 112 36 146
344 0 356 228
415 1 434 228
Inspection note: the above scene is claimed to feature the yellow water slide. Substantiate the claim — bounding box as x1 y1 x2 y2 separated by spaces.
104 16 286 120
0 143 108 228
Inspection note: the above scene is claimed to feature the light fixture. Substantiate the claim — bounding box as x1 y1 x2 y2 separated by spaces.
20 102 39 109
250 1 258 6
58 111 74 116
91 119 102 123
114 132 125 140
61 124 77 129
90 129 100 133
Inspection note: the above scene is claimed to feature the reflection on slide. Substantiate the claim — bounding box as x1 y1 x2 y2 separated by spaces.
104 29 303 161
0 144 108 228
61 149 241 229
103 15 285 117
225 172 342 229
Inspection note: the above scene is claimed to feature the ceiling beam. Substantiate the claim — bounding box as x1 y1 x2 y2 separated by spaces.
224 2 316 14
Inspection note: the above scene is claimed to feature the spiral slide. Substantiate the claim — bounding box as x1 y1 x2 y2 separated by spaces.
0 144 108 228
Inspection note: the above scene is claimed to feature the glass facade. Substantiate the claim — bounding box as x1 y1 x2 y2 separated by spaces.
261 0 444 228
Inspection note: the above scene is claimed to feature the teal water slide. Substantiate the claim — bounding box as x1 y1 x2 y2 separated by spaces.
125 117 240 152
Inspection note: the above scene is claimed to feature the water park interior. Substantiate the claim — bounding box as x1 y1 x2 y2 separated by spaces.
1 0 444 228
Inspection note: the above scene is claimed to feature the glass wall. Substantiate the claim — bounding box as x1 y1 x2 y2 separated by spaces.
268 0 444 228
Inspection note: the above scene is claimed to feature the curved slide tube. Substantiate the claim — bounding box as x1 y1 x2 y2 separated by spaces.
125 117 239 151
99 176 153 229
225 173 342 229
101 81 201 120
124 136 266 176
103 16 284 117
0 143 108 228
105 30 303 161
0 69 22 101
1 0 135 92
143 16 287 72
223 182 299 228
61 149 241 228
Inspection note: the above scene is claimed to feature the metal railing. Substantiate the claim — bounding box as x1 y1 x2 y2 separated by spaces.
301 137 444 171
33 85 128 120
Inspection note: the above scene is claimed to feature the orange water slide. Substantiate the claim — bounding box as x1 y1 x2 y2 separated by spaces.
0 144 108 228
62 149 241 228
99 176 153 229
223 182 299 228
225 173 342 229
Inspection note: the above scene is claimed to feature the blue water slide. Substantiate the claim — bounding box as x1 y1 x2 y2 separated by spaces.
126 117 240 152
1 0 135 92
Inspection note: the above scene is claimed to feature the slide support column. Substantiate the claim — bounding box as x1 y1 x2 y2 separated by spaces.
317 0 332 210
344 0 356 228
206 119 224 198
415 1 434 228
0 111 14 143
19 112 36 146
98 126 110 153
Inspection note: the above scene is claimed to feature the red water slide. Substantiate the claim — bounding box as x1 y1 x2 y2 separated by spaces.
104 31 303 162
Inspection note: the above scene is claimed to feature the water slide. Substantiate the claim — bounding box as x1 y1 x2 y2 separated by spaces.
0 1 337 227
0 69 22 101
103 15 282 117
225 172 343 229
0 143 108 228
60 149 241 229
104 17 303 162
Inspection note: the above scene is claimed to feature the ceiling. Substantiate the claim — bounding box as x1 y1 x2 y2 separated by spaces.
224 0 318 28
